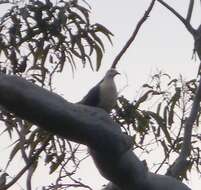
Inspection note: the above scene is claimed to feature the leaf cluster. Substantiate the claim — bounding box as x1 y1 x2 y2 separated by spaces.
0 1 113 188
0 117 90 189
113 72 201 179
0 0 113 86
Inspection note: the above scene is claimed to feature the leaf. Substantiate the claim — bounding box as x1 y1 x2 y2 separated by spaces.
84 54 93 71
45 154 53 164
49 154 64 174
156 102 162 115
9 142 20 162
40 44 50 67
66 50 76 71
20 7 30 20
162 73 171 79
135 90 154 108
49 55 53 63
69 11 87 24
70 45 83 59
93 23 113 44
90 31 105 51
142 84 153 89
163 106 168 127
76 38 86 62
58 8 67 26
84 36 94 55
75 4 90 23
94 43 103 71
32 74 43 84
135 111 149 134
160 140 169 157
168 87 181 126
147 111 172 144
168 79 177 86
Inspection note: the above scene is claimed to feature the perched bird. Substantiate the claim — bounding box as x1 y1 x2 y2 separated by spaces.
0 173 8 187
80 69 120 112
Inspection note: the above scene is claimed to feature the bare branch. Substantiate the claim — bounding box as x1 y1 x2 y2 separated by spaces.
157 0 196 35
111 0 156 69
186 0 194 23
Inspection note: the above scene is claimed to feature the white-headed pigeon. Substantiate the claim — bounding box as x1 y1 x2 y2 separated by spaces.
80 69 119 112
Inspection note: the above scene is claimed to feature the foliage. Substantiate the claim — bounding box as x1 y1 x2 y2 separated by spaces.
0 113 91 189
113 72 201 180
0 0 113 86
0 0 112 189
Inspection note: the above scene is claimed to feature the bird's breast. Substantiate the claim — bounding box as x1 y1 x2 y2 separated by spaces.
99 79 117 112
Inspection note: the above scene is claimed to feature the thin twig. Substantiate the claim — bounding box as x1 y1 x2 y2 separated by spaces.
155 121 184 173
0 135 52 190
16 120 29 163
186 0 194 23
111 0 156 69
157 0 196 35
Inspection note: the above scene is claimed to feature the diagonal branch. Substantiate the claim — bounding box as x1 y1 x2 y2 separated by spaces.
111 0 156 68
0 74 145 190
186 0 194 23
0 74 191 190
157 0 196 35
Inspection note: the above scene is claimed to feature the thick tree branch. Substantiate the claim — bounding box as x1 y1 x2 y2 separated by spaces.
0 75 191 190
186 0 194 23
0 74 137 188
111 0 156 69
157 0 196 35
0 74 130 153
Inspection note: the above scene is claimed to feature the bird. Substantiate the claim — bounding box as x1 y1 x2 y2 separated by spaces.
0 173 8 188
79 68 120 112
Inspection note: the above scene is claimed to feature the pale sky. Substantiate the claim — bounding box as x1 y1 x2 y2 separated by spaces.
0 0 201 189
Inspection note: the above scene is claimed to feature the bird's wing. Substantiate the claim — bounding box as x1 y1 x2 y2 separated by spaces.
79 80 103 106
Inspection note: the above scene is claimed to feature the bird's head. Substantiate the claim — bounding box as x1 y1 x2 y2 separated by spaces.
1 173 8 178
105 69 120 78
